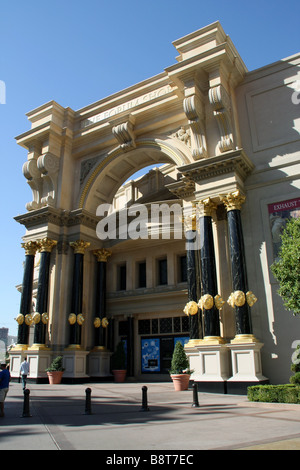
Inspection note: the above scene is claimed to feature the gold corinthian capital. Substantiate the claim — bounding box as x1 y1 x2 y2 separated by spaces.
69 240 90 254
93 248 112 262
220 190 246 211
38 237 58 253
21 240 39 255
198 198 217 217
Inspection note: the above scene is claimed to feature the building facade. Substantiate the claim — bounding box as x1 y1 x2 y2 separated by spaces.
10 22 300 391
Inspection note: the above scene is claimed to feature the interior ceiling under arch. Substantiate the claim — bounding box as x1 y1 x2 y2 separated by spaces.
82 146 180 213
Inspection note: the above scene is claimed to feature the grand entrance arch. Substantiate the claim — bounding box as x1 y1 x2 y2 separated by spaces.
11 22 286 391
78 138 192 213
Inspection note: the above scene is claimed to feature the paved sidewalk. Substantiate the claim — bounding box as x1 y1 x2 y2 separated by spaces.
0 381 300 451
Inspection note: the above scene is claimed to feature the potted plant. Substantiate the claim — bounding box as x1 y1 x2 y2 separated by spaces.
169 341 192 391
46 356 65 384
111 341 127 382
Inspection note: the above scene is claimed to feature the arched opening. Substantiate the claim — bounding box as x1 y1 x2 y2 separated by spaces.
79 139 190 213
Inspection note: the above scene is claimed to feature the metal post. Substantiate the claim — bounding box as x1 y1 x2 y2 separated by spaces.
140 385 150 411
192 383 200 408
22 388 31 417
85 387 92 415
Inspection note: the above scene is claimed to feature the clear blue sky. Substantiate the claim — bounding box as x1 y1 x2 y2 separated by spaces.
0 0 299 336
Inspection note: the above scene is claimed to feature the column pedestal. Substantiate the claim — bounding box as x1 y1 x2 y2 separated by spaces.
62 349 89 382
185 342 231 394
226 340 268 394
88 349 113 379
9 349 26 379
25 349 52 382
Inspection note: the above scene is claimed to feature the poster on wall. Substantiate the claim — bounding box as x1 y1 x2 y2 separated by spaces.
141 338 160 372
268 197 300 261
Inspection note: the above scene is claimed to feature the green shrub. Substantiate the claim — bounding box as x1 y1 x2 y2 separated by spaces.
111 341 126 370
248 384 300 404
290 372 300 385
46 356 64 372
169 341 190 374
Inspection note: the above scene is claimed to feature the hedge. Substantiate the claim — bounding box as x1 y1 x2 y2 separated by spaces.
248 384 300 404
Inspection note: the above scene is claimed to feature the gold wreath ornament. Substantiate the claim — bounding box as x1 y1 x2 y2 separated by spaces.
32 312 41 324
94 317 101 328
77 314 85 326
16 314 24 325
68 313 77 325
227 290 246 308
102 317 109 328
214 295 225 310
198 294 214 310
42 312 49 324
183 301 198 316
25 314 33 326
246 291 258 307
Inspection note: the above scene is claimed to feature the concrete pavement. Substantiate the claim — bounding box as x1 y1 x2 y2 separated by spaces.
0 381 300 451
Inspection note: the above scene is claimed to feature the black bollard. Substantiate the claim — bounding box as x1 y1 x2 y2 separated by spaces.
22 388 32 417
140 385 150 412
192 383 200 408
85 387 92 415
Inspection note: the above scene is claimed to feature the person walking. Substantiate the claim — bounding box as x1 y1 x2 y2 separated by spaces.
0 362 10 417
20 357 30 390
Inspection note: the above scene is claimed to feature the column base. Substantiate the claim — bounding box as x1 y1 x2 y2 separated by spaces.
27 344 51 351
10 344 28 351
64 344 83 350
230 334 258 344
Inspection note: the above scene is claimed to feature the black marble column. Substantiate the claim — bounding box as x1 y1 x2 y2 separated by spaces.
33 238 57 345
186 223 202 340
17 241 39 346
127 316 134 377
221 192 253 337
69 240 90 347
93 249 111 349
198 199 221 340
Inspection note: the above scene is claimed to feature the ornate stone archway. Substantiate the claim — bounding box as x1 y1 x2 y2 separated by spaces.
78 138 192 213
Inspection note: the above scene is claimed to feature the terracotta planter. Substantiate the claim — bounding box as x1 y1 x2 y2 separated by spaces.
171 374 190 391
47 371 64 384
112 370 127 383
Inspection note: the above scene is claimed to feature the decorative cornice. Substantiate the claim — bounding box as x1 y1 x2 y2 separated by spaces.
166 177 195 199
178 149 254 184
14 207 98 230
